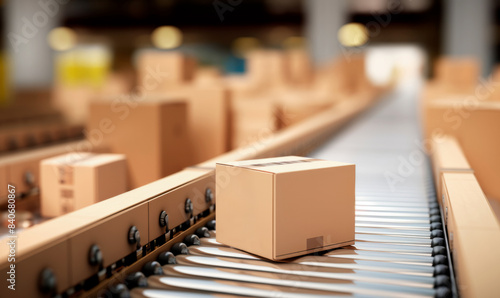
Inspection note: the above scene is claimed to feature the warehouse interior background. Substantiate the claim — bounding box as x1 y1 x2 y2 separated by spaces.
1 0 498 99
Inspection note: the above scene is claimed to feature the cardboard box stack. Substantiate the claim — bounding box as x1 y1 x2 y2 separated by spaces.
83 49 384 192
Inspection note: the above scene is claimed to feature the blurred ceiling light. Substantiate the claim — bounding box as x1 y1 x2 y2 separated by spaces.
337 23 369 47
151 26 182 49
282 36 306 49
48 27 77 51
231 37 260 58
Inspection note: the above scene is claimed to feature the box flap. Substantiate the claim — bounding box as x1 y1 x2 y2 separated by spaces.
217 156 353 174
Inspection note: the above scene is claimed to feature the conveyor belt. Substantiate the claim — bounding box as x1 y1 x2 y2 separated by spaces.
126 86 455 298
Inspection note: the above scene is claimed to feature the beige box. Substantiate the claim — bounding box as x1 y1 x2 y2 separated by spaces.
275 89 333 128
40 153 127 217
216 156 355 260
136 50 196 92
431 135 473 202
434 57 479 90
88 98 189 188
286 49 313 85
246 50 289 87
231 96 277 149
424 100 500 202
150 85 231 164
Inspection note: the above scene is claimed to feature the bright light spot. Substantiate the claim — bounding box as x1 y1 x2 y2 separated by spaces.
231 37 260 58
337 23 369 47
366 45 426 86
151 26 182 49
48 27 77 51
282 36 306 49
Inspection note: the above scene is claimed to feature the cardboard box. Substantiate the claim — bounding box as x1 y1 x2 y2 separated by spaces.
149 85 231 164
216 156 355 260
424 100 500 202
246 50 289 87
88 98 189 188
434 57 479 91
431 135 473 201
40 153 127 217
136 50 196 92
275 89 333 128
441 172 500 298
230 96 277 149
286 49 313 85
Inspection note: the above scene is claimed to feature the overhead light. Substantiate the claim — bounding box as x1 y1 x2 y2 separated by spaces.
48 27 77 51
151 26 182 49
337 23 369 47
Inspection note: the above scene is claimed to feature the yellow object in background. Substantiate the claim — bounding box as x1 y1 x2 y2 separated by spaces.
55 45 112 88
0 51 10 107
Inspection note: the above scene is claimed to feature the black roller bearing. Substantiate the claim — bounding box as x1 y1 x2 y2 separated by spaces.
433 255 448 266
142 261 163 277
107 283 130 298
124 272 148 289
171 242 189 255
157 251 177 265
205 219 216 231
429 208 441 216
196 227 211 238
433 264 450 276
432 246 447 256
430 215 442 223
431 230 444 239
184 234 201 246
428 202 439 209
431 222 443 230
435 286 452 298
432 237 445 247
434 275 451 288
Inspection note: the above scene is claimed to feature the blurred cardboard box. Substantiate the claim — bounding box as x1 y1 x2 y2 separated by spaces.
40 153 126 217
434 57 480 92
230 96 277 149
431 135 473 201
216 156 355 261
286 49 313 86
275 89 333 128
183 86 230 163
486 65 500 102
136 50 196 92
424 100 500 203
88 98 189 188
246 50 289 87
193 67 222 85
149 85 231 164
315 54 373 97
52 85 97 125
